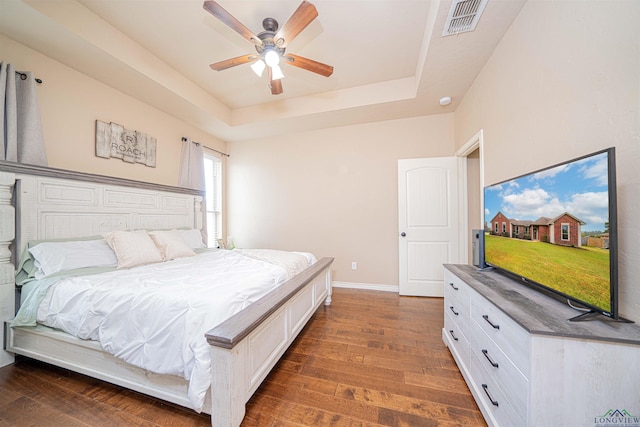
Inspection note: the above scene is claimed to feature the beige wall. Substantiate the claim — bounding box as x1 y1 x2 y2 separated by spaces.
227 114 455 285
455 1 640 322
1 34 226 187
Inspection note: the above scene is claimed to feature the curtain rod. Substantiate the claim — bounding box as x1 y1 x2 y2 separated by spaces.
16 71 43 84
181 137 229 157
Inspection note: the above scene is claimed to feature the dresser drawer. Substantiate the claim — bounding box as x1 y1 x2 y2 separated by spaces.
444 295 469 338
445 299 469 337
444 270 471 310
470 353 526 427
444 271 470 327
469 319 529 417
470 291 531 377
444 310 470 369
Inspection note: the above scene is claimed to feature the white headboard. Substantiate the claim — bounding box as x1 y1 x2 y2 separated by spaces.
14 174 203 257
0 162 203 267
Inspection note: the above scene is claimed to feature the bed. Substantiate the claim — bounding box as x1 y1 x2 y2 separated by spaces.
0 162 333 426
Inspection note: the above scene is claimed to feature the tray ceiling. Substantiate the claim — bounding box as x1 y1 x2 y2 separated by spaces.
0 0 526 141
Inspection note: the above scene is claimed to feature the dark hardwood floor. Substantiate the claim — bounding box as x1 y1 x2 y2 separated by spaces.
0 288 485 426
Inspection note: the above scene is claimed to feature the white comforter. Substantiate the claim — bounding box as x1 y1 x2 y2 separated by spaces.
34 249 314 412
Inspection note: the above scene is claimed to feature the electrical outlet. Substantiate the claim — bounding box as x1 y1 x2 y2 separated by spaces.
351 262 357 270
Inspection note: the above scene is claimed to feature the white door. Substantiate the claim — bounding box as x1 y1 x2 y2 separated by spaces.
398 157 460 296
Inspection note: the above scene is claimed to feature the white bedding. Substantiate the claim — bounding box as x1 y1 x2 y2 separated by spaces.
31 249 315 412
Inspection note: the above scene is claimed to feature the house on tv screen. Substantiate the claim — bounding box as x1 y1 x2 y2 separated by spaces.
489 211 586 247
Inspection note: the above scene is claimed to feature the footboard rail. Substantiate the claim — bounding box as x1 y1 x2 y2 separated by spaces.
205 256 333 427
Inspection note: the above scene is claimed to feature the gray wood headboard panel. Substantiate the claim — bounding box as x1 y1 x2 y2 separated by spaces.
0 160 200 195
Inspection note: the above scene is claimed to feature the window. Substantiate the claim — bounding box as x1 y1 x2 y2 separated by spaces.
494 222 498 233
502 222 506 234
561 223 570 240
204 154 222 247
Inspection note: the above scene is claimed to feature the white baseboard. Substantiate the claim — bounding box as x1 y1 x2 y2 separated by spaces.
332 281 399 293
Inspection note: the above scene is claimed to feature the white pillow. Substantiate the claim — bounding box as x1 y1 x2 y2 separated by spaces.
179 228 205 249
149 230 196 260
29 239 118 277
103 230 163 269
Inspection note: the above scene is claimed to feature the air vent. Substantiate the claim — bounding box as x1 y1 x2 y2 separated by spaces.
442 0 488 36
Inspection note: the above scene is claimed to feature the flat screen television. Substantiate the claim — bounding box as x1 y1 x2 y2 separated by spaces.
482 147 625 322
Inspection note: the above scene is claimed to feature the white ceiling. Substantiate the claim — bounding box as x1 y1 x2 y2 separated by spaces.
0 0 526 142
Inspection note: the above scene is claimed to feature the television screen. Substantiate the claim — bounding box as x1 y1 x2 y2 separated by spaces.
483 148 618 320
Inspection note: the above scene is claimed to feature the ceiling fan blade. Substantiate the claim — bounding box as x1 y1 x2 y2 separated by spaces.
210 54 257 71
274 1 318 48
203 1 262 46
268 67 283 95
283 54 333 77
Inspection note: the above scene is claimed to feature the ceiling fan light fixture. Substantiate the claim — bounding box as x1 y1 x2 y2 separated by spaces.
264 49 280 67
251 59 266 77
204 1 332 94
271 64 285 80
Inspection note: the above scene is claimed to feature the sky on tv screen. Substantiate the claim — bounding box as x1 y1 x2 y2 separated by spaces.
484 152 609 233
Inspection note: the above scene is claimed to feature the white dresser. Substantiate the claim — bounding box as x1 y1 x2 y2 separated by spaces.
443 264 640 427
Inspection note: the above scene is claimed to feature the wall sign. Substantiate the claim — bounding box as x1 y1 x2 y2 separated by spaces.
95 120 157 167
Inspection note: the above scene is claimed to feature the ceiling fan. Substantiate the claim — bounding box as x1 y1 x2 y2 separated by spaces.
203 1 334 95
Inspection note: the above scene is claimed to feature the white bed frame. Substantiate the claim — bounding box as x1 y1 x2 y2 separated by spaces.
0 163 333 426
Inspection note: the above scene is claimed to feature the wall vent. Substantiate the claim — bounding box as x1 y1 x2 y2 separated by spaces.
442 0 488 36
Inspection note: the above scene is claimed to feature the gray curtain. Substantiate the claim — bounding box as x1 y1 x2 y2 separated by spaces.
178 137 208 244
0 61 48 165
178 137 205 191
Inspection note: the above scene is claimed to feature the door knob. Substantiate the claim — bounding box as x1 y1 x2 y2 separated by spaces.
401 232 406 237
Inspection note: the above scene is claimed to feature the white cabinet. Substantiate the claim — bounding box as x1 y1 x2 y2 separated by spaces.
443 265 640 427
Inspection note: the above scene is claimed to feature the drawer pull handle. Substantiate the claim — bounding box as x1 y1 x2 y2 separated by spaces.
482 384 499 407
449 306 459 316
449 330 459 341
482 349 499 368
482 314 500 330
449 282 459 291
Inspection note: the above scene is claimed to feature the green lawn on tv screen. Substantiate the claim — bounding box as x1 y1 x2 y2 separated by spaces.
484 234 611 311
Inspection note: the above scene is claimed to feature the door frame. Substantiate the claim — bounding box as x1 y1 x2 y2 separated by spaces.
455 129 485 265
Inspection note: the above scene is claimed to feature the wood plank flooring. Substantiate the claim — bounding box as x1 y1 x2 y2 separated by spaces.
0 288 485 426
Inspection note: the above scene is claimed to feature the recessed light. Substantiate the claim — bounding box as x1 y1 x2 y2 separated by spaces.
439 96 452 106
